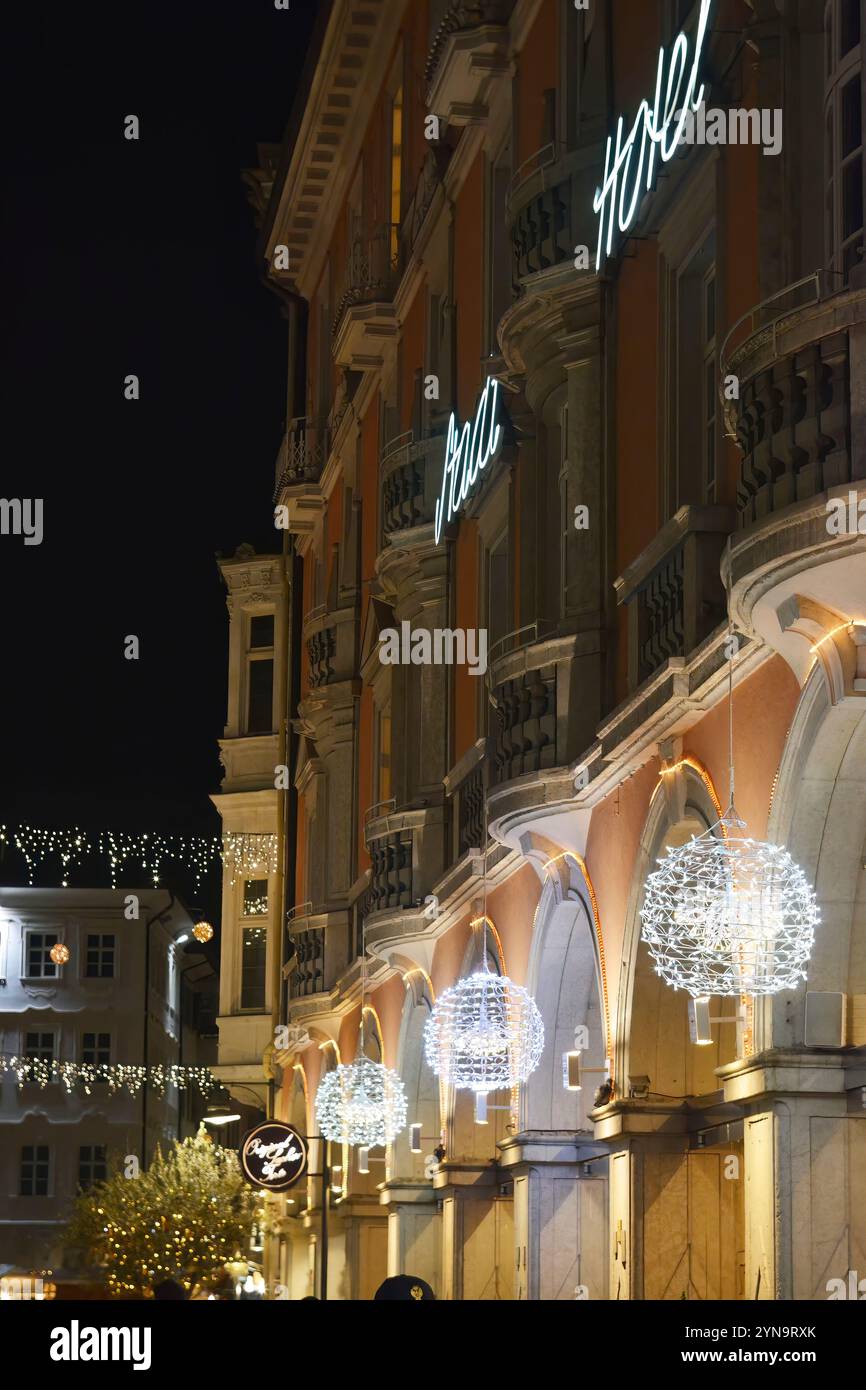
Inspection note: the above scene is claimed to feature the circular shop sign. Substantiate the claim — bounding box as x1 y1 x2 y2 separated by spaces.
240 1122 308 1192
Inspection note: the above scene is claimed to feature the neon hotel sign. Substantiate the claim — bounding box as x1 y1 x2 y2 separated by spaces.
434 376 503 544
593 0 713 270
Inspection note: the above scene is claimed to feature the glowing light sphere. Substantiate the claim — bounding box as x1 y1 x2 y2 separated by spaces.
315 1056 407 1148
640 812 818 997
193 920 214 944
49 942 70 966
424 970 544 1093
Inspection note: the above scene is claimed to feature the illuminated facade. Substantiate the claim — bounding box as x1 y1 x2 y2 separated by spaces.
0 887 215 1272
235 0 866 1299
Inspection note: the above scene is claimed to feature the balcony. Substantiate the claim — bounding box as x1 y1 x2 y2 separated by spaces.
273 416 330 535
425 0 513 125
722 273 862 524
332 227 399 370
381 432 445 538
362 802 446 922
615 505 735 692
720 272 866 658
306 625 337 688
444 738 490 863
506 144 600 285
284 904 352 1003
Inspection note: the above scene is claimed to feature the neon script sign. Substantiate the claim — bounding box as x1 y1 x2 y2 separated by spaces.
593 0 713 269
434 377 503 544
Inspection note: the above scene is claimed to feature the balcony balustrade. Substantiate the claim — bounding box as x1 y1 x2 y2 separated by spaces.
381 432 445 537
425 0 514 124
616 506 734 692
274 416 329 497
721 273 864 525
332 227 399 369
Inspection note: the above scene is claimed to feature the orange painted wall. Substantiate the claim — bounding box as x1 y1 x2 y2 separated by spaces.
404 0 430 194
613 0 662 111
324 482 343 599
401 286 426 432
514 0 558 165
432 914 472 998
454 150 484 417
485 863 540 986
584 757 661 1045
452 519 480 762
360 400 380 629
358 686 374 872
684 654 799 839
339 1004 362 1066
370 974 406 1070
615 242 660 700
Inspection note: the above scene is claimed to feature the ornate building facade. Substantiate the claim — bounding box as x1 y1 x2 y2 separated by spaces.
222 0 866 1299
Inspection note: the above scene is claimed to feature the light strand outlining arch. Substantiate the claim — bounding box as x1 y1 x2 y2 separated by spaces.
292 1061 309 1103
403 966 436 1001
317 1038 341 1065
470 913 507 976
541 851 612 1078
361 1003 387 1066
658 754 725 828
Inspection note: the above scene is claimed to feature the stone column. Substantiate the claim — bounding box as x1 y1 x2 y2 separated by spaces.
434 1163 514 1300
498 1131 608 1300
720 1049 866 1301
380 1180 441 1295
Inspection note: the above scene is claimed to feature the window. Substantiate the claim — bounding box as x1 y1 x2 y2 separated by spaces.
249 614 274 649
246 615 275 734
78 1145 107 1189
390 84 404 266
81 1032 111 1067
486 533 510 649
85 933 115 978
242 879 269 917
487 138 513 353
25 931 59 978
25 1031 55 1063
376 705 392 804
672 228 717 509
825 0 863 281
20 1145 50 1197
241 926 267 1010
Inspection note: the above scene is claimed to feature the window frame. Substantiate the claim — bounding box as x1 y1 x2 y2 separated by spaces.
83 931 116 980
21 927 61 981
19 1144 52 1198
824 0 864 282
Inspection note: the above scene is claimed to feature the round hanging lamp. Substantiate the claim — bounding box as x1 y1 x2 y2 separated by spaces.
424 968 544 1093
315 1055 407 1148
640 806 818 997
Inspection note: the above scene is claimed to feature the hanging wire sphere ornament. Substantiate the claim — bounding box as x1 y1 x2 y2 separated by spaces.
315 1056 408 1148
49 942 70 966
639 809 819 997
192 920 214 944
424 970 544 1093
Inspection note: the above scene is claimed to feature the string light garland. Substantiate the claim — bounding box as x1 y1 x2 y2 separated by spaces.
639 542 818 998
0 1056 217 1098
0 823 278 889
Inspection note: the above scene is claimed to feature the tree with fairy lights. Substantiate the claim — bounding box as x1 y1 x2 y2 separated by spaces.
65 1127 260 1298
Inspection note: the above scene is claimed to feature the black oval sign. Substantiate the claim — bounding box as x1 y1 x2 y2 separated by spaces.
240 1122 308 1191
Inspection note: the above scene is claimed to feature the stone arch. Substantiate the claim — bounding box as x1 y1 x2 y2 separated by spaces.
618 763 736 1098
762 666 866 1049
522 864 607 1131
392 972 440 1182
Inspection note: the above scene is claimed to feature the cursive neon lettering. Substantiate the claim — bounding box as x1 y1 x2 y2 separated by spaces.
434 377 503 544
594 0 713 269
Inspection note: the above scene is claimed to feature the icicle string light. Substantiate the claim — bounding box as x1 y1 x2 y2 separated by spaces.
0 1056 217 1097
0 824 278 888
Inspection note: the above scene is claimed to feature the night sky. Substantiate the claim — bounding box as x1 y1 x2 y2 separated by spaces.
0 1 318 910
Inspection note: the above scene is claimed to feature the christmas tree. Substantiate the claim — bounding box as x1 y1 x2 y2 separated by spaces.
65 1127 260 1298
